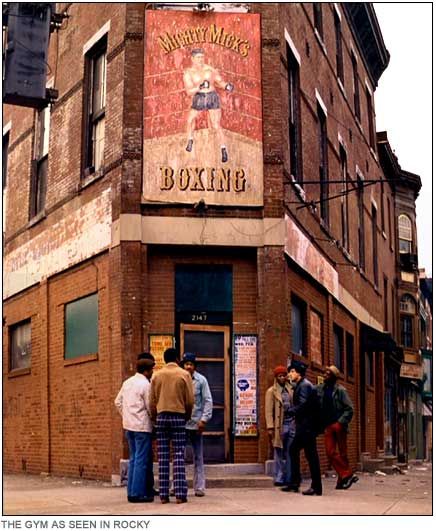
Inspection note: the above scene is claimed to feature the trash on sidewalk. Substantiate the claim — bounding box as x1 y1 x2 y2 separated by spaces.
415 467 428 471
374 470 387 476
391 465 405 474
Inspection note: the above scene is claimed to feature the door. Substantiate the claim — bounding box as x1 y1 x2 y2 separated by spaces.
180 324 230 463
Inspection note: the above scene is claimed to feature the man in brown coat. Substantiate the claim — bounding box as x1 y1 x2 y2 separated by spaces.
265 366 295 486
149 348 194 504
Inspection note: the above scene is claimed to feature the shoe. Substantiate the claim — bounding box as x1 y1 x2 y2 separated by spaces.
281 485 299 492
221 147 228 163
302 488 322 496
194 490 205 497
342 475 359 490
176 497 188 504
274 481 285 487
186 139 193 152
160 497 170 504
128 496 154 503
152 488 159 496
335 480 345 490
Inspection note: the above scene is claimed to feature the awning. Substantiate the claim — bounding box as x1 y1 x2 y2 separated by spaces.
361 323 397 352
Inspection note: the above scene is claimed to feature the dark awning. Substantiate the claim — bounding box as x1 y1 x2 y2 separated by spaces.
361 323 397 352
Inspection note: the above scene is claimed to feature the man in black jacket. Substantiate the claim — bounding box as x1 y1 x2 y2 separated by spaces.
281 360 322 496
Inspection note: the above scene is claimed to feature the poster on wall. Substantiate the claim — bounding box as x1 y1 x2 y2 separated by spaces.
149 334 174 370
234 334 258 436
143 10 263 207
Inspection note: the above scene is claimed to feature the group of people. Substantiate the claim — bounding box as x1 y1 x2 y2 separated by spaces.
115 349 358 505
266 360 358 496
115 348 212 504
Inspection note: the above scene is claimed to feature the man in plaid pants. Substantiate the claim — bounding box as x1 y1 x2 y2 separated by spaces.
150 348 194 504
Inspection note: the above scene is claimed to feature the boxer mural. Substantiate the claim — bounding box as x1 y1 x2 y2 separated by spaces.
183 48 234 163
143 11 263 207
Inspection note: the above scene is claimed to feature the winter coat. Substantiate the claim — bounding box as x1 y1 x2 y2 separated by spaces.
288 378 321 436
265 381 294 448
316 382 354 430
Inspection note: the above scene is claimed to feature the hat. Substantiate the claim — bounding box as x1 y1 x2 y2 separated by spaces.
289 359 308 376
273 365 288 377
181 352 196 366
327 365 340 378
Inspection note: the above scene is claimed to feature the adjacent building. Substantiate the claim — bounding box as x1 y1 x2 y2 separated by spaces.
2 2 429 481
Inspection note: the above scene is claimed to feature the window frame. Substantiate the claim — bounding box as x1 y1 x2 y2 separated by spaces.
3 130 10 231
333 323 344 373
339 143 349 250
313 3 324 41
357 174 365 270
366 87 376 150
83 35 107 178
291 294 307 358
286 43 302 183
372 203 379 287
317 102 329 224
398 214 413 254
351 52 361 121
30 105 50 219
345 332 354 380
309 307 324 366
64 292 99 361
9 318 32 373
334 10 344 85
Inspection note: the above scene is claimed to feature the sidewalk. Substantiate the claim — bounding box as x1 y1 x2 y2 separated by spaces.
2 463 432 516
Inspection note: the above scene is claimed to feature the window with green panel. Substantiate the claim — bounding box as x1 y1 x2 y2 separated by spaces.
64 293 98 359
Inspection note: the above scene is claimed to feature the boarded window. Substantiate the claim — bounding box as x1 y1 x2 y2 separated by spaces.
65 293 98 359
310 309 323 365
10 319 31 370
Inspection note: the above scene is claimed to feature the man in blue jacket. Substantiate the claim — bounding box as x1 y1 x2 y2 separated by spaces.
283 359 323 496
181 352 213 497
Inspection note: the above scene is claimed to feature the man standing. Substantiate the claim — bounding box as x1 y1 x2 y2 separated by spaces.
150 348 194 504
284 360 323 496
180 352 213 497
317 365 358 490
265 366 295 487
183 48 234 163
114 358 155 503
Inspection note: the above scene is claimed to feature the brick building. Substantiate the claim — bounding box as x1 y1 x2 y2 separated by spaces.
2 2 424 481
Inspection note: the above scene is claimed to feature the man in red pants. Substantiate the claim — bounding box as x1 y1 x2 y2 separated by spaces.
317 366 358 490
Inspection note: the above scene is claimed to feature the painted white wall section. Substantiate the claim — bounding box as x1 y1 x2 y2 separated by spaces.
3 188 111 299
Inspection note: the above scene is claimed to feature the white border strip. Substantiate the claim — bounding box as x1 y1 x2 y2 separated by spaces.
333 3 342 21
315 89 328 116
3 121 12 135
284 28 301 65
83 20 111 55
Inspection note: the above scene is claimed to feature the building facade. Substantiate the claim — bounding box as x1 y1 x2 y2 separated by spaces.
2 2 425 481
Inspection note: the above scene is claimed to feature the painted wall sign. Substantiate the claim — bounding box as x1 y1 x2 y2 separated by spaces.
285 214 339 298
149 334 174 370
143 11 263 206
233 334 257 436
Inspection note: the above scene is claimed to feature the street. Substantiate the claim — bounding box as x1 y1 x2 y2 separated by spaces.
1 463 432 516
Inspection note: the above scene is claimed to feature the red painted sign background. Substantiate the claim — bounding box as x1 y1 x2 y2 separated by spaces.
143 11 262 142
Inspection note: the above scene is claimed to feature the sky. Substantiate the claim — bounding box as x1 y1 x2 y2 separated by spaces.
373 3 433 276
